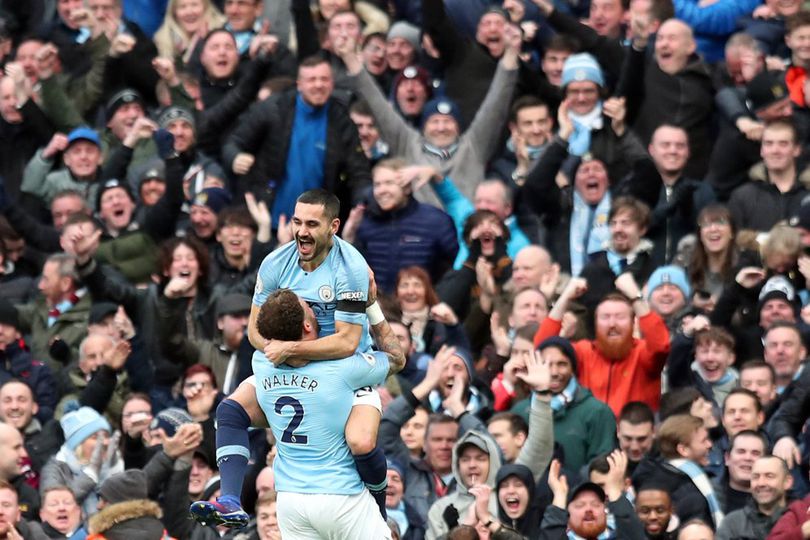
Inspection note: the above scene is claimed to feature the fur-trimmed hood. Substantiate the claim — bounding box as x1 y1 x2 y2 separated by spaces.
748 161 810 189
88 499 164 537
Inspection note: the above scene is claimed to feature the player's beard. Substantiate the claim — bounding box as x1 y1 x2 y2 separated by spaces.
570 513 607 539
595 325 634 361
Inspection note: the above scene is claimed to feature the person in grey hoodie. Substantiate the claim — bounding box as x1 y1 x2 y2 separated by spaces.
426 348 555 539
334 28 520 209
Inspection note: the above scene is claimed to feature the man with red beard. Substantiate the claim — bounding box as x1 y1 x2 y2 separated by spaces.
541 452 646 540
534 272 670 417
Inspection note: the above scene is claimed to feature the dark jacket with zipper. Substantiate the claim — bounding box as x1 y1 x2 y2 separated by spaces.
222 89 371 222
728 162 810 233
355 196 458 293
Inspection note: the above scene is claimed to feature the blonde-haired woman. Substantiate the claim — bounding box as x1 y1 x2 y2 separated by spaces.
153 0 227 64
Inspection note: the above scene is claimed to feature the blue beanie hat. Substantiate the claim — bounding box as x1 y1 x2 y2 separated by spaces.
452 347 476 382
61 406 111 451
420 98 462 129
537 336 578 373
191 187 232 214
561 53 605 89
386 458 407 482
646 265 691 300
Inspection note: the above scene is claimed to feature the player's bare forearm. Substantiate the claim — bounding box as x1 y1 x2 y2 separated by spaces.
287 321 362 360
370 319 406 375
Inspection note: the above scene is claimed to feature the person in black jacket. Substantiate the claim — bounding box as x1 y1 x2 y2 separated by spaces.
223 56 371 226
728 119 810 234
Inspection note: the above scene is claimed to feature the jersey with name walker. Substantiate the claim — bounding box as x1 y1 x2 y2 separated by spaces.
253 236 372 352
254 351 390 494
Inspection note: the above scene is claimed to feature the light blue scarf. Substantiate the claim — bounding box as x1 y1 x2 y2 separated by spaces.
388 502 409 537
567 103 603 157
551 376 579 412
670 458 724 527
225 20 262 55
570 191 611 276
506 137 549 161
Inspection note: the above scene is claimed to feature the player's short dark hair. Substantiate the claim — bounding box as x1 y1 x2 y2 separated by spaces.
618 401 655 426
297 189 340 221
257 289 304 342
487 412 528 436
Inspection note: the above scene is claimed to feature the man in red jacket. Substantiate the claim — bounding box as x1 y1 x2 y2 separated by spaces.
534 273 670 416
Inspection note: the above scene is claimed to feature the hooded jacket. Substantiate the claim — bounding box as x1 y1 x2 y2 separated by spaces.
728 162 810 233
426 430 503 539
496 464 542 540
87 499 168 540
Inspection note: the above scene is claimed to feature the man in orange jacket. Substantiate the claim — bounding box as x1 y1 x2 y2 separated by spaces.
534 273 670 416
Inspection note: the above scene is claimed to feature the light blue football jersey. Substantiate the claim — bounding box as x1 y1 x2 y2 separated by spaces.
253 350 390 493
252 236 372 353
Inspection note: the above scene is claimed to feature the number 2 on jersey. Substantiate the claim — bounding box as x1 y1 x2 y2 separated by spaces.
275 396 308 444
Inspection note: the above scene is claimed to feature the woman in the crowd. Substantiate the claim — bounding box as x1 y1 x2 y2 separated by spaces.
153 0 227 65
399 405 429 459
182 363 220 423
41 407 123 518
686 204 738 312
395 266 454 356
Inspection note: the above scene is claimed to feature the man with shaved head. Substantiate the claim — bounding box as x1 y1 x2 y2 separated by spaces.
511 246 555 291
624 19 715 178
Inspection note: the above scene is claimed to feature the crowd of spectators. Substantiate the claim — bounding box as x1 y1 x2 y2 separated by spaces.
4 0 810 538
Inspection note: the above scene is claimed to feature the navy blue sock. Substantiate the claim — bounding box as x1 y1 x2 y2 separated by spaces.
353 446 388 519
215 399 251 503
